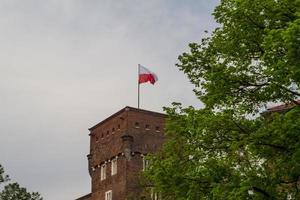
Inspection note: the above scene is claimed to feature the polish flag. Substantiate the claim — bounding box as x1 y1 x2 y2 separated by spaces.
138 65 158 85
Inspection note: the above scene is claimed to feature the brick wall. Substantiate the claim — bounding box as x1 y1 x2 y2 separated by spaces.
77 107 166 200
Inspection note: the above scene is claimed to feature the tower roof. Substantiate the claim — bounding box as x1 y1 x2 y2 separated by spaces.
88 106 167 131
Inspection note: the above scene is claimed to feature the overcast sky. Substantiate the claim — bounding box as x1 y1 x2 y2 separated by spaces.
0 0 219 199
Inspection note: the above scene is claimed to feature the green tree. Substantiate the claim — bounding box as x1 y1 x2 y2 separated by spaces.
144 0 300 199
0 183 42 200
0 165 42 200
0 165 9 184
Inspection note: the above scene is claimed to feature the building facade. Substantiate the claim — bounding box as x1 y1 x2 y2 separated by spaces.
76 106 166 200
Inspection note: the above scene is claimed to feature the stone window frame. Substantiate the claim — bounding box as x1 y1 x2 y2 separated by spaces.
142 156 149 171
151 188 161 200
105 190 112 200
100 163 106 181
111 158 117 175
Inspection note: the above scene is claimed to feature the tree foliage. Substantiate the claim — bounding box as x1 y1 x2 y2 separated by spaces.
0 183 42 200
179 0 300 114
0 165 9 184
144 0 300 199
0 164 42 200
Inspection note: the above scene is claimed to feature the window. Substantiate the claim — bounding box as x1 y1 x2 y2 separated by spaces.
155 126 160 132
117 124 120 130
151 192 158 200
145 124 150 130
111 158 117 175
106 130 109 136
143 157 149 171
105 190 112 200
151 188 161 200
135 122 140 128
112 128 115 133
100 164 106 180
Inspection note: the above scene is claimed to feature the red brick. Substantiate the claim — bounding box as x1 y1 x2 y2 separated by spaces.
76 107 166 200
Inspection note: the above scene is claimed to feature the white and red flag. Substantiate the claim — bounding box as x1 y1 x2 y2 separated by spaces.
137 64 158 108
138 64 158 85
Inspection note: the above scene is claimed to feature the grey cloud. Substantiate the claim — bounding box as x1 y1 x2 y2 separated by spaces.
0 0 219 199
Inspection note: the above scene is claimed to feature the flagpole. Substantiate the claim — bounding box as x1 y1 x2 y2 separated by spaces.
138 64 140 109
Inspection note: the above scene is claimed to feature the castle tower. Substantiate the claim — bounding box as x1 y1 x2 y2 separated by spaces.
76 106 166 200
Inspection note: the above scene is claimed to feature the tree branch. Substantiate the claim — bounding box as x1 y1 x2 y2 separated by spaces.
255 142 288 151
231 119 251 136
252 186 271 198
275 84 300 97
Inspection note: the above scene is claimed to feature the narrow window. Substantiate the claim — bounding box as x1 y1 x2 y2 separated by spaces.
111 158 117 175
100 164 106 180
143 157 149 171
135 122 140 128
106 130 109 136
117 124 121 130
112 128 115 134
105 190 112 200
151 188 160 200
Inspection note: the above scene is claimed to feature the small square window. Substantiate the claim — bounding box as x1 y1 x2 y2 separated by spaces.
155 126 160 132
135 122 140 128
145 124 150 130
